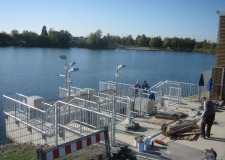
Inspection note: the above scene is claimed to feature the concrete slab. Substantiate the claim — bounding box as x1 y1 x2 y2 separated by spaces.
115 99 225 160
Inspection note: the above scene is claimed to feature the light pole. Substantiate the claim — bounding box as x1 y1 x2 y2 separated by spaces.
58 54 78 100
59 54 68 89
67 67 79 101
112 64 126 146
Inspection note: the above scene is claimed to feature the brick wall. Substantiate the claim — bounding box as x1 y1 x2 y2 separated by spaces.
210 12 225 100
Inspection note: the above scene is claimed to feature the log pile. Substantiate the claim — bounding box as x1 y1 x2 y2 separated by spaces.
162 119 201 141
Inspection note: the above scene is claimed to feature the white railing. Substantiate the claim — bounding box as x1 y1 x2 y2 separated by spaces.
3 93 113 146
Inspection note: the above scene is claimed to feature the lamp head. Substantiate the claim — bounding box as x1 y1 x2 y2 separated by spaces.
69 61 76 66
117 64 126 70
58 73 65 77
69 67 79 72
59 54 67 59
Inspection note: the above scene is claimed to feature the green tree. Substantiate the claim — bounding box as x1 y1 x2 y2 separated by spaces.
86 29 103 49
136 34 149 47
149 36 162 48
48 29 71 48
163 37 171 48
122 35 135 46
0 32 12 46
11 30 22 46
37 36 52 47
21 30 39 47
41 26 48 37
171 37 179 49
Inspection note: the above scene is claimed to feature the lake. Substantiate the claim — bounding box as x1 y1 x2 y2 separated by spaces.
0 47 215 100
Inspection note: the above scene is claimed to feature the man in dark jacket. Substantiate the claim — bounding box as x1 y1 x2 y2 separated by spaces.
134 81 141 96
200 97 216 138
142 80 150 90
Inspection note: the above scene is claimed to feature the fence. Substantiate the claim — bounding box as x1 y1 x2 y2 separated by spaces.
99 81 134 97
99 80 199 112
59 89 130 121
150 80 199 101
36 127 110 160
59 87 82 99
3 93 113 147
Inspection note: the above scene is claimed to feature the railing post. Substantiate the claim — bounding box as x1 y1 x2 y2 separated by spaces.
189 84 192 101
55 102 58 146
104 126 111 158
14 101 16 118
97 98 100 130
80 108 83 137
111 95 116 146
126 97 131 122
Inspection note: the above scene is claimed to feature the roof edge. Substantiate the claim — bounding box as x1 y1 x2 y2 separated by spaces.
217 10 225 16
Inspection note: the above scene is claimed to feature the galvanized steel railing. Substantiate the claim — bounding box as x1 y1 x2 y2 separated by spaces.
3 93 113 146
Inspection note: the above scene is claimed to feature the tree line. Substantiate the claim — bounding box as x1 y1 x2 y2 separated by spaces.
0 26 216 53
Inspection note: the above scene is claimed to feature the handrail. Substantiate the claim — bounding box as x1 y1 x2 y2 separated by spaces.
57 101 111 118
166 80 198 86
4 112 48 134
3 95 45 113
16 93 28 98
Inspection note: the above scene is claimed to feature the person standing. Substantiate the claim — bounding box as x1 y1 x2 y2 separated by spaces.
200 97 216 138
142 80 150 93
134 81 141 95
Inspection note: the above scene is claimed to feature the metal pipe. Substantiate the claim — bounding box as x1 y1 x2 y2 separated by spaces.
4 112 46 134
3 95 45 113
55 103 58 146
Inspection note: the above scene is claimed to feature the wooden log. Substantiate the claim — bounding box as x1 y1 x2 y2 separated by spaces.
170 125 198 134
175 131 201 136
191 128 200 132
169 120 198 131
188 134 198 141
155 115 178 120
178 135 190 140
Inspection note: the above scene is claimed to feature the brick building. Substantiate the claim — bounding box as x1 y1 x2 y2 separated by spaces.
210 11 225 101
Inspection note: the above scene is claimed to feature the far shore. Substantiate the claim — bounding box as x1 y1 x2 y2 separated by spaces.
119 46 173 51
119 46 215 54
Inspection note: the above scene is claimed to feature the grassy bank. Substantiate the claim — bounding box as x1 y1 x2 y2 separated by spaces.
0 142 107 160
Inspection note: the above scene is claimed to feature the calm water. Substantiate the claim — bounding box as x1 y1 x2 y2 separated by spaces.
0 47 215 100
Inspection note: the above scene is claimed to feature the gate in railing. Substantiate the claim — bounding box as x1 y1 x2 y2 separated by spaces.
37 127 110 160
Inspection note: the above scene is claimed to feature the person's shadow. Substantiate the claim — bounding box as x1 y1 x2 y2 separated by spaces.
143 145 172 160
206 136 225 142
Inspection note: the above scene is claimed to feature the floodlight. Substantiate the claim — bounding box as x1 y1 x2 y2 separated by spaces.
117 64 126 70
69 62 76 66
59 54 67 59
69 67 79 72
58 74 65 77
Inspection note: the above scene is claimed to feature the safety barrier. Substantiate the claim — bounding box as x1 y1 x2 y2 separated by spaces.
3 93 113 146
36 127 110 160
59 87 80 98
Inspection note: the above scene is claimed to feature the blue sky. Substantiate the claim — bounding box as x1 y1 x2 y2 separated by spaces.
0 0 224 42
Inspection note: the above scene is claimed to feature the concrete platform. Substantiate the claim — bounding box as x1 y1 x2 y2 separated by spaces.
115 99 225 160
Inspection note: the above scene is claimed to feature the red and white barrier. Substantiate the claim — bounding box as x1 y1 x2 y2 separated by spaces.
89 152 107 160
37 128 109 160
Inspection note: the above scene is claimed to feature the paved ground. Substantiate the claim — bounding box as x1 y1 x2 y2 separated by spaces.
115 99 225 160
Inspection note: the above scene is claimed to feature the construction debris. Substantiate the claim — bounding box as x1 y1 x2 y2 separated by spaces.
153 139 166 146
162 119 200 141
111 143 130 160
155 111 187 121
125 119 140 131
